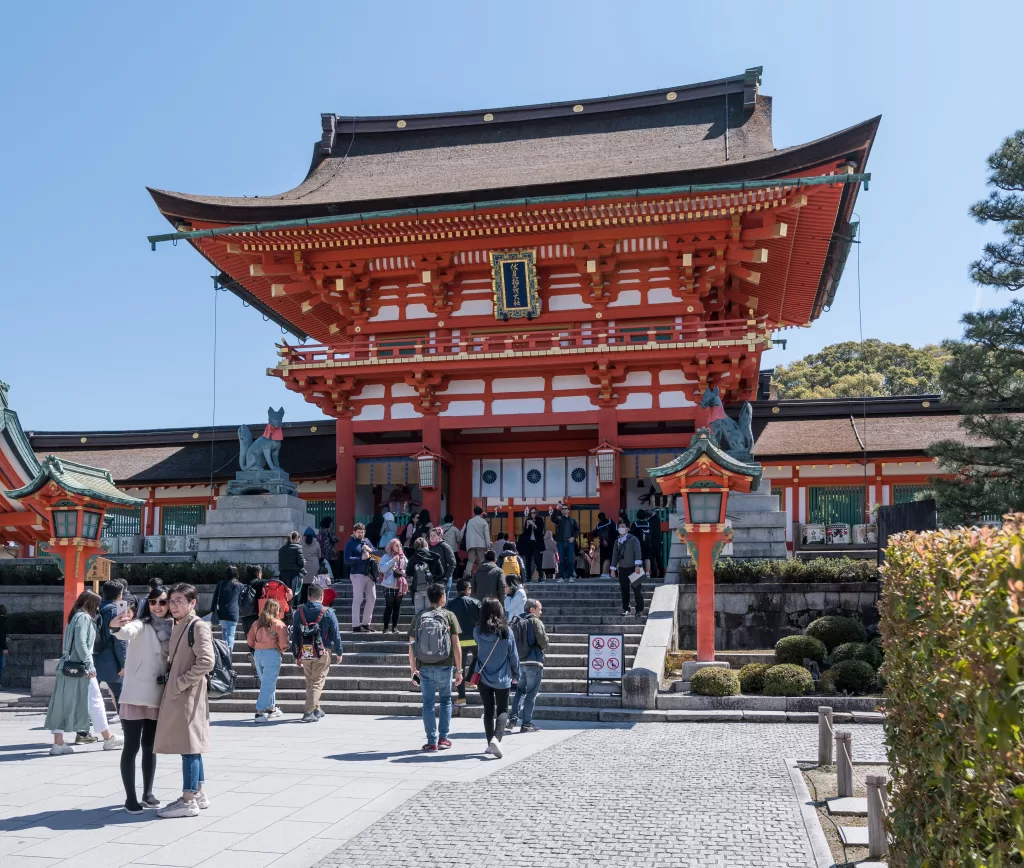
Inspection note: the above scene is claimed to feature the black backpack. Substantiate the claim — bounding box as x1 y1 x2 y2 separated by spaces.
237 584 259 618
633 520 652 556
188 621 236 696
509 615 533 661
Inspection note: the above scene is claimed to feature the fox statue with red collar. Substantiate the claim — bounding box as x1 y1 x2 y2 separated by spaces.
238 407 285 471
694 387 754 462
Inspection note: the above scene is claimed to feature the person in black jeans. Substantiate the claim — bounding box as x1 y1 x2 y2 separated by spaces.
446 580 481 705
210 566 244 651
472 598 520 758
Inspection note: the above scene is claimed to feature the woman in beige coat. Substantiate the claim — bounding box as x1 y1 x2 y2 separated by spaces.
154 583 214 819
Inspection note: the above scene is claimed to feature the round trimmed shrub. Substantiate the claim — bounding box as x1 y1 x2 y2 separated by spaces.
829 659 877 695
690 667 740 697
738 663 772 694
831 642 883 669
763 664 814 696
775 634 827 666
806 616 867 651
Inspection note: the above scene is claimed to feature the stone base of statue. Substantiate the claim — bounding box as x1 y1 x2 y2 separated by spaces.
197 492 314 567
225 468 297 497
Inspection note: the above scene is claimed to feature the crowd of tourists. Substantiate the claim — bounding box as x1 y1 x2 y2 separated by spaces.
39 506 657 815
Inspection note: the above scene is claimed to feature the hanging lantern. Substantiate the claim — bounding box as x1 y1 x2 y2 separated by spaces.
412 449 440 490
589 441 621 484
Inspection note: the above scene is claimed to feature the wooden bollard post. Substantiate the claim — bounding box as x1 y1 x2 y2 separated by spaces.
818 706 834 766
835 730 853 798
866 774 888 858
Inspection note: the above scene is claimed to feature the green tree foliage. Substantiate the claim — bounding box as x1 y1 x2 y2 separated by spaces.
929 301 1024 522
773 339 948 399
969 129 1024 291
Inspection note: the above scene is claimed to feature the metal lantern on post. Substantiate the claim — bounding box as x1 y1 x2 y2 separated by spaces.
413 448 440 490
648 429 761 663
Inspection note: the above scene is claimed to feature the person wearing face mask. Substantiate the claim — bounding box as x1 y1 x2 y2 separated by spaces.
609 521 645 617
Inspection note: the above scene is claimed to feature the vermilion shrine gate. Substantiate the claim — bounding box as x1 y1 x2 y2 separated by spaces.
148 68 876 532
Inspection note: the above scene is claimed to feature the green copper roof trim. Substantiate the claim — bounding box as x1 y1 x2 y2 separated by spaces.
6 456 144 508
147 172 870 249
647 428 762 487
0 406 42 481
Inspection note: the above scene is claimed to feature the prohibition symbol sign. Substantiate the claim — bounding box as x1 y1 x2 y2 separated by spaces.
607 657 620 671
592 658 605 671
592 638 605 650
607 637 620 651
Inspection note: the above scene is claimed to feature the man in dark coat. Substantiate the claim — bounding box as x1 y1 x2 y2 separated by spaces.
471 550 506 601
95 580 127 707
278 531 306 600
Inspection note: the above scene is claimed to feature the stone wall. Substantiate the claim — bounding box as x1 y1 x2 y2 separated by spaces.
676 582 880 650
4 635 63 688
0 585 216 617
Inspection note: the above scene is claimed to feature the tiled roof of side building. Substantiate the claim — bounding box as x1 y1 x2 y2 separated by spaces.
753 413 1013 458
6 456 143 507
148 69 879 223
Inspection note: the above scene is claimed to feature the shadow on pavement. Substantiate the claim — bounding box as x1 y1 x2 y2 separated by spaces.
0 805 148 833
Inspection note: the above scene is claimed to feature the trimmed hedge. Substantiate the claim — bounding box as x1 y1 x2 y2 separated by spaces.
774 634 827 666
805 615 867 651
678 556 878 584
738 663 772 694
831 641 883 669
690 667 740 697
763 664 814 696
116 561 275 584
7 611 64 634
828 659 876 694
880 517 1024 866
0 564 63 586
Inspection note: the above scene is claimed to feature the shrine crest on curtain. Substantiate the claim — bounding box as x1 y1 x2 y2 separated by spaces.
489 250 540 319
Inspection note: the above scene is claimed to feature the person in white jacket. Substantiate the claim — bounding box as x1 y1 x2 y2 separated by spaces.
463 506 491 574
505 576 527 621
110 585 173 815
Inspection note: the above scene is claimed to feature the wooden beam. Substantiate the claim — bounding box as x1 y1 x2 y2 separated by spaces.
0 511 42 527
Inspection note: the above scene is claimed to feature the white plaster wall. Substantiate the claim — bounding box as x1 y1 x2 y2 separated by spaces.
551 395 597 413
623 371 652 386
552 374 591 390
547 294 590 311
658 390 696 408
648 286 682 304
659 370 691 385
441 400 487 417
391 403 423 419
391 383 418 398
439 379 485 395
453 300 494 317
616 392 653 410
353 404 385 421
355 384 385 400
369 305 400 322
608 289 642 307
492 398 545 415
405 303 434 320
493 377 544 393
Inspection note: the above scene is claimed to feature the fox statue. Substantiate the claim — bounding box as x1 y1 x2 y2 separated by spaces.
238 407 285 471
695 387 754 462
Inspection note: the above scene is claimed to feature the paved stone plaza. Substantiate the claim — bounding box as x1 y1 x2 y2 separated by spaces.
0 709 885 868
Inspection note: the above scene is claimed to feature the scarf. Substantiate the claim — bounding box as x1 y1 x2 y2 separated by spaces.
149 615 173 653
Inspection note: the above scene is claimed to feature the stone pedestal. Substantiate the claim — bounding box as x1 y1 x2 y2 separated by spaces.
197 493 315 567
226 468 297 497
668 479 788 572
31 658 59 697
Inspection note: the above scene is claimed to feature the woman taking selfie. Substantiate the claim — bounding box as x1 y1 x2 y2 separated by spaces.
110 585 172 813
378 537 407 634
44 589 122 756
154 583 214 819
246 598 289 722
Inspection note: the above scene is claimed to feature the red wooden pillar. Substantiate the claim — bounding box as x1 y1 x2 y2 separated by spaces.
335 415 355 537
449 452 472 529
144 487 157 536
695 535 716 662
421 415 443 524
597 406 620 521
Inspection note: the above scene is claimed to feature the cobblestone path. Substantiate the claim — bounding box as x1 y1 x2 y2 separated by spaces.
317 722 886 868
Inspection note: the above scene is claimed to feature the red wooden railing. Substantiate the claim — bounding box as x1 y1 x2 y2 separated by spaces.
276 318 766 368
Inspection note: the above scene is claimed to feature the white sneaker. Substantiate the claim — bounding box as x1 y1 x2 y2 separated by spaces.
157 798 200 819
487 738 503 759
267 708 283 720
103 735 124 751
569 578 575 583
49 744 74 756
622 610 630 617
556 578 564 584
194 790 210 810
600 573 611 579
254 713 268 724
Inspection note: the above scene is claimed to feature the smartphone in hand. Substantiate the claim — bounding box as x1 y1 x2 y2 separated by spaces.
115 600 129 616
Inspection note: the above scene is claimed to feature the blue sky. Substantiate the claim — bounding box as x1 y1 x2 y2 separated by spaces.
1 1 1021 431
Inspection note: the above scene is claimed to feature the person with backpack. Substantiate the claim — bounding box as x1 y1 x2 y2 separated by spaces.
471 549 505 601
246 598 289 723
508 598 547 733
499 541 525 582
472 598 520 758
110 585 172 813
440 514 461 558
610 519 646 617
95 580 128 709
429 527 457 599
258 572 294 619
290 584 343 722
446 579 481 707
210 566 244 651
505 574 526 621
407 536 443 615
549 503 580 583
408 583 462 752
154 583 214 818
630 509 654 576
316 516 339 578
300 528 321 605
44 589 123 756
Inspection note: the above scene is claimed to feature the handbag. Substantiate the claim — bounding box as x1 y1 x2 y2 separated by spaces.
60 614 90 678
468 635 501 687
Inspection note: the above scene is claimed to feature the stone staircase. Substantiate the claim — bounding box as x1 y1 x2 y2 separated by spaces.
212 579 659 722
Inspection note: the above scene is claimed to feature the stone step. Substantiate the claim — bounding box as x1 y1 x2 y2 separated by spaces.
731 527 786 543
222 687 610 705
210 697 607 721
200 521 315 538
234 651 622 667
204 507 313 525
233 662 609 680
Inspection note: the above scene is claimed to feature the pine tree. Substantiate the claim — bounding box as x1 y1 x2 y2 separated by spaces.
929 129 1024 522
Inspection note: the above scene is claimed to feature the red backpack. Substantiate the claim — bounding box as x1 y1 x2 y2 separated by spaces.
259 580 290 615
